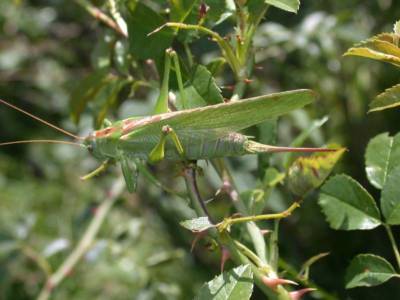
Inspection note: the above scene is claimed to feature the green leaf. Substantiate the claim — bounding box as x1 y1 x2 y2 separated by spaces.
287 148 345 197
344 33 400 67
365 132 400 189
126 2 174 60
177 85 208 109
241 189 265 216
345 254 398 288
69 69 111 124
180 217 215 232
195 264 253 300
319 175 381 230
188 64 223 105
264 0 300 13
381 166 400 225
91 78 128 128
369 84 400 112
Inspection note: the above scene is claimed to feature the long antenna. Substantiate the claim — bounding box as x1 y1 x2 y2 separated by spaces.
0 140 83 147
0 99 83 140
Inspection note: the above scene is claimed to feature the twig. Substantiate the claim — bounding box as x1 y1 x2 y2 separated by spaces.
279 258 340 300
384 224 400 271
36 178 125 300
225 202 300 226
183 165 214 224
183 167 289 299
107 0 128 37
75 0 128 38
212 159 268 263
20 245 52 278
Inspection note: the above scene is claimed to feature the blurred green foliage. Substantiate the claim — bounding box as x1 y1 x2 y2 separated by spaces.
1 1 400 299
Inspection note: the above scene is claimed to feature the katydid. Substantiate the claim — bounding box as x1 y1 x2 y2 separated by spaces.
0 90 335 192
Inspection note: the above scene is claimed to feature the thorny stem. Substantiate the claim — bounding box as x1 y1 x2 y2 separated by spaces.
212 159 267 263
278 259 340 300
21 245 52 278
36 178 125 300
183 165 214 224
75 0 128 37
384 224 400 271
151 22 241 76
225 202 300 226
107 0 128 37
233 240 265 269
184 167 290 299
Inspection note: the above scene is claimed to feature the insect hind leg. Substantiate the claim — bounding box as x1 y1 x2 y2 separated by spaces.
149 125 184 163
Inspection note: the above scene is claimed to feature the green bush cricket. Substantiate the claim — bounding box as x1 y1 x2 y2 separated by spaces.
0 90 335 192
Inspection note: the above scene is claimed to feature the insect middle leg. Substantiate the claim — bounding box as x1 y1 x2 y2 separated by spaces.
149 125 184 163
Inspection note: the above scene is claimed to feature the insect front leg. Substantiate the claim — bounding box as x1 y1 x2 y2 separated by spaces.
149 125 184 163
80 159 110 180
119 154 139 193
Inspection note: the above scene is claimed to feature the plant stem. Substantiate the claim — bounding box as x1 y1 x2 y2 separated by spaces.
212 159 267 264
156 22 241 76
278 259 340 300
75 0 128 37
183 166 214 223
233 240 266 269
384 224 400 271
21 245 52 278
183 168 290 299
226 202 300 225
36 178 125 300
107 0 128 36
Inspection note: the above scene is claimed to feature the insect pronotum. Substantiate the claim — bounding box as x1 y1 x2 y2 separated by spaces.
0 89 336 192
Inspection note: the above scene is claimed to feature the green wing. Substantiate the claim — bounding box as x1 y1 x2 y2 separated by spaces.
122 89 316 141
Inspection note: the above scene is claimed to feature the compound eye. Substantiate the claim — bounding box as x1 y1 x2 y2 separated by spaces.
87 144 94 153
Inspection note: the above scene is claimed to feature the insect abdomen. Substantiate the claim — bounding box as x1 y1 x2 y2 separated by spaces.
157 133 246 160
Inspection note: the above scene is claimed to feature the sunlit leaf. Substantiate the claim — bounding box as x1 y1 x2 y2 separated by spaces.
126 2 174 61
287 148 345 197
345 254 398 288
344 33 400 67
369 84 400 112
189 64 223 105
381 166 400 225
180 217 215 232
319 175 381 230
195 264 253 300
264 0 300 13
365 132 400 189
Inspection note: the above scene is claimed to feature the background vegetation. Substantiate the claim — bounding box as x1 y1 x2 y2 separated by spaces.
1 0 400 299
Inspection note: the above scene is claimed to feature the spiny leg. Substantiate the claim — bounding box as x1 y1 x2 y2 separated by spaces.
149 125 184 163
